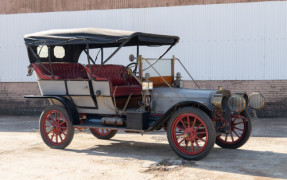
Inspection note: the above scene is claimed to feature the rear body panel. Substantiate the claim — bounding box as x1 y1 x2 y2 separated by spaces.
37 79 116 115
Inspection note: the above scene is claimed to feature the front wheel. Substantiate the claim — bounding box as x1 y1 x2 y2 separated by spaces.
90 128 117 140
216 110 252 149
39 105 74 149
167 107 216 160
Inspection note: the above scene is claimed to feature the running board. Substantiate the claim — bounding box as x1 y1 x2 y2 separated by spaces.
74 124 145 133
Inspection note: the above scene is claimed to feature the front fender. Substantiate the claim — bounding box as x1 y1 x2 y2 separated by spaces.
148 101 213 131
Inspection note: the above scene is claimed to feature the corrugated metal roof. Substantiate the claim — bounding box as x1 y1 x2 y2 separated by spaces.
0 1 287 82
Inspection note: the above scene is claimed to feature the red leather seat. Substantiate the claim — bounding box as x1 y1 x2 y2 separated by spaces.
32 62 88 80
85 64 142 97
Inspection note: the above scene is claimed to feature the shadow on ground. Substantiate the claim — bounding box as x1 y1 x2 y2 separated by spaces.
64 139 287 179
0 116 39 132
1 115 286 178
252 118 287 137
1 116 287 138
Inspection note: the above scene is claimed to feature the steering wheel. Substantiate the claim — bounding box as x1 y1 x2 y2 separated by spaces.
121 62 137 79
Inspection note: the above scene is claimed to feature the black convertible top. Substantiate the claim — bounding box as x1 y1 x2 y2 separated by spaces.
24 28 179 47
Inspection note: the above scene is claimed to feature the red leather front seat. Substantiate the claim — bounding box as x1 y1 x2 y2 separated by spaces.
85 64 142 97
32 62 89 80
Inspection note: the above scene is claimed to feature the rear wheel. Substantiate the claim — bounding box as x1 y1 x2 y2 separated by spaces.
40 105 74 149
90 128 117 140
167 107 216 160
216 110 251 149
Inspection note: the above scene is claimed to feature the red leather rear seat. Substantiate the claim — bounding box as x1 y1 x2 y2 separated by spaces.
32 62 88 80
85 64 142 97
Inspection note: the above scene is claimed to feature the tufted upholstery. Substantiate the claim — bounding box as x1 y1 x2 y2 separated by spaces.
32 62 89 80
85 64 142 97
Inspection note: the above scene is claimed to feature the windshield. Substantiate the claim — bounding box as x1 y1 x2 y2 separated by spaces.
142 59 173 77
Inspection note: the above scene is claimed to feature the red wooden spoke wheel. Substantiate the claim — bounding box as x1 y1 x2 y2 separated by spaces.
90 128 117 140
171 114 208 155
167 107 216 160
42 110 68 145
216 110 252 149
40 106 74 149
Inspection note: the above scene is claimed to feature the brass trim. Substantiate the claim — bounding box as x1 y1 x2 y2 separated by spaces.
211 94 226 112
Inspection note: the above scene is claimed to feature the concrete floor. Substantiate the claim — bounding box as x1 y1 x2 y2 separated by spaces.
0 115 286 179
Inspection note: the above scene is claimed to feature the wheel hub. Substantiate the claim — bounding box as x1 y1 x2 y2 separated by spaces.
184 128 195 141
50 122 62 134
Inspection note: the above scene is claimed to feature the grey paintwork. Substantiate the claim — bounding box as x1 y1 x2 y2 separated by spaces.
151 87 219 114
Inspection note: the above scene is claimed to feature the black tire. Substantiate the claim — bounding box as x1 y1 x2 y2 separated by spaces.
215 110 252 149
90 128 118 140
39 105 74 149
167 107 216 160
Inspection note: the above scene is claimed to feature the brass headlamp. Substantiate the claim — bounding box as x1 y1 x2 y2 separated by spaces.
211 94 229 112
249 92 265 110
228 94 246 113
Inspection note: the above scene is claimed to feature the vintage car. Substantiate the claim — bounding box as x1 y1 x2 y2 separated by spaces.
24 28 265 160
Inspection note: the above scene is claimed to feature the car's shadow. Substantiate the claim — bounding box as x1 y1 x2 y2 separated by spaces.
64 139 287 179
2 117 287 138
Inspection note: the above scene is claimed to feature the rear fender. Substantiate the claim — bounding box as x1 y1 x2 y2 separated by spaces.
24 95 80 125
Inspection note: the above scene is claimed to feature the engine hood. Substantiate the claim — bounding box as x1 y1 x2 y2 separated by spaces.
152 87 218 99
150 87 221 114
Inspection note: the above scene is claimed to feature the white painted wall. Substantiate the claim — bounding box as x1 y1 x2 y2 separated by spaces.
0 1 286 82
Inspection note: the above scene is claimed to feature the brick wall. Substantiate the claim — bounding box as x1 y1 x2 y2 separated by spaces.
0 81 286 117
0 82 48 115
184 80 287 118
0 0 278 15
